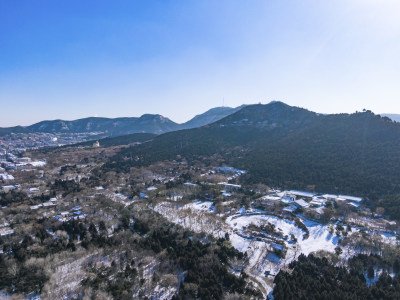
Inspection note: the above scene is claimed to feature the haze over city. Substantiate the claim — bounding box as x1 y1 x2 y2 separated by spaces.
1 0 400 126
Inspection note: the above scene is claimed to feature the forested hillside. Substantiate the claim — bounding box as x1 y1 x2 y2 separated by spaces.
274 254 400 300
103 102 400 214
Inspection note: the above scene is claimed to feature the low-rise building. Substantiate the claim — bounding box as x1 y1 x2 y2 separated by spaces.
294 199 310 209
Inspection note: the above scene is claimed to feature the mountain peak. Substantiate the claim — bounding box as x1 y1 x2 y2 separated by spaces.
180 105 246 129
213 102 316 129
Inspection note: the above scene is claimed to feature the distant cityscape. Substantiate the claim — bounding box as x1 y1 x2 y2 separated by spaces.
0 132 102 153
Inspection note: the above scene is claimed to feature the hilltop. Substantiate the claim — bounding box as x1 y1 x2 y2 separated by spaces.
103 102 400 212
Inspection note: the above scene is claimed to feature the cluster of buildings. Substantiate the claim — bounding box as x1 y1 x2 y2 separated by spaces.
1 152 46 170
262 189 363 214
29 197 88 223
0 152 46 194
0 132 101 152
30 198 58 210
54 205 87 222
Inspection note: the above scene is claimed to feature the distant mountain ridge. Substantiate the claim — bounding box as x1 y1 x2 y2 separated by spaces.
26 114 179 136
180 105 246 129
381 114 400 123
0 106 244 137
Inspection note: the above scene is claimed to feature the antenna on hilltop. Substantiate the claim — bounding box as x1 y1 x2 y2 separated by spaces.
222 97 225 107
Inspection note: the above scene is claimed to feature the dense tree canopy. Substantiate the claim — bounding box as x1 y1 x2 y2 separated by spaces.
274 254 400 300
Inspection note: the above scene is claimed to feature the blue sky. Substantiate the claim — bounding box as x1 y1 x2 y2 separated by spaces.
1 0 399 126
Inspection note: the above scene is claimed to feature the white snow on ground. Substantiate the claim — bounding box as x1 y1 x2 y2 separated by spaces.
226 214 339 296
152 286 176 300
16 160 46 167
154 201 398 298
380 232 398 245
227 214 340 257
183 201 214 212
42 253 87 299
30 160 46 167
300 219 339 255
154 201 228 237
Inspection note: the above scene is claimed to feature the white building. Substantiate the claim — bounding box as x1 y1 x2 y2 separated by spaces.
289 190 315 199
338 195 363 202
294 199 310 209
16 157 31 163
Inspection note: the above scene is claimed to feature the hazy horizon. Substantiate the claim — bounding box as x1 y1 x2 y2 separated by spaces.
1 0 400 126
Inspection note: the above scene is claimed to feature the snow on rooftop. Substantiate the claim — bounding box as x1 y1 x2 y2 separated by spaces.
338 195 363 202
217 182 241 189
310 199 325 206
283 206 297 213
216 167 246 173
0 173 14 181
281 197 294 204
288 190 315 198
262 195 281 201
321 194 338 199
227 215 339 258
294 199 310 208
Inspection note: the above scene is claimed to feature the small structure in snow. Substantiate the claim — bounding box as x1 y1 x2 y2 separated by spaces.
266 252 281 263
281 195 295 205
294 199 310 209
338 195 363 202
289 190 315 199
217 182 241 190
347 202 360 209
283 205 297 213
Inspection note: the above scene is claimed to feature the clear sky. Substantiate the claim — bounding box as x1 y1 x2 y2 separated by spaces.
1 0 399 126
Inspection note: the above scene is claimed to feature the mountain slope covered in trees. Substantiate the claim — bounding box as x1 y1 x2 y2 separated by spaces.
103 102 400 211
273 254 400 300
